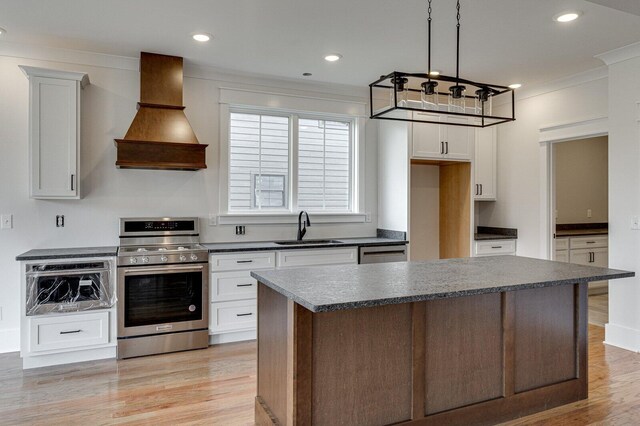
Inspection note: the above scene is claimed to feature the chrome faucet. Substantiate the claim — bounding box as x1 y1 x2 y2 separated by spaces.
297 211 311 241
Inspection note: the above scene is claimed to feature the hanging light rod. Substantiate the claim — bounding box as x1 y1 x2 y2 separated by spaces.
369 0 515 128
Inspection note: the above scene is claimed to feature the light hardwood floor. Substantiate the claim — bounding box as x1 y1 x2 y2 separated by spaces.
1 324 639 425
589 294 609 327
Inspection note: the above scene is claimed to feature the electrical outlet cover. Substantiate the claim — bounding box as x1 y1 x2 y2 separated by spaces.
1 214 12 229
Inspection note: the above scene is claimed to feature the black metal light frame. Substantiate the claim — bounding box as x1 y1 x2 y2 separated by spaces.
369 71 516 128
369 0 516 128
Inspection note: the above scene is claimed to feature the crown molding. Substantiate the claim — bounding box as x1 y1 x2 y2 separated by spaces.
19 65 90 87
512 66 608 103
0 40 368 101
596 41 640 66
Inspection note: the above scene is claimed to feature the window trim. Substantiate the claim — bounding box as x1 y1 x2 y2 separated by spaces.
219 104 366 224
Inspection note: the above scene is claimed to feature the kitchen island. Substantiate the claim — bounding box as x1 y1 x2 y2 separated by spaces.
251 256 633 426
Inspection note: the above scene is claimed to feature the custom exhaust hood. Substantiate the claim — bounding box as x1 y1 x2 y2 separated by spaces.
115 52 207 170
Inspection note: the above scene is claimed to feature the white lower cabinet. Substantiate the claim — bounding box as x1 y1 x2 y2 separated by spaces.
30 311 109 353
209 247 359 344
473 239 517 257
555 235 608 294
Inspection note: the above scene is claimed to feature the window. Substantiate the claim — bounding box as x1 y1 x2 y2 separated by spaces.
228 110 356 213
229 112 290 210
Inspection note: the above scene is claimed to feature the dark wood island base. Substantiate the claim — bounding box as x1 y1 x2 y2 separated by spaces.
255 282 588 426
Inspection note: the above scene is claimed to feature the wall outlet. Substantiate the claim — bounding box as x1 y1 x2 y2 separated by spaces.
208 213 217 226
56 215 65 227
235 225 246 235
632 216 640 230
1 214 12 229
365 212 372 223
587 209 592 218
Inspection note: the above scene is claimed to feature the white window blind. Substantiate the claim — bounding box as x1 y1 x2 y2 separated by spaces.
298 119 352 211
229 112 290 210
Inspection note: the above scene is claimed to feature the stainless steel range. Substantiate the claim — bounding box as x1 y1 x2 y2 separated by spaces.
117 217 209 359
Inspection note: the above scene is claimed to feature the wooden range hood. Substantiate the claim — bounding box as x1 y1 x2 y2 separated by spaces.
115 52 207 170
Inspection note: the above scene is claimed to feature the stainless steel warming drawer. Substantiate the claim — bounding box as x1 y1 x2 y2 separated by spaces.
358 245 408 264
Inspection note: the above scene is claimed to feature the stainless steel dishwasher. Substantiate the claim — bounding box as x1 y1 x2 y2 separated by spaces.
358 245 408 264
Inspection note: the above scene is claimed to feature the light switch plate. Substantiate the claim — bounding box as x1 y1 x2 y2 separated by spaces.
208 213 217 226
365 212 372 223
587 209 592 218
1 214 12 229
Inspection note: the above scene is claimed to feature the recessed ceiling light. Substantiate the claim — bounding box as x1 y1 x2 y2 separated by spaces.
192 33 212 42
429 70 441 76
0 27 6 35
302 72 312 77
508 83 522 89
554 11 582 23
324 54 342 62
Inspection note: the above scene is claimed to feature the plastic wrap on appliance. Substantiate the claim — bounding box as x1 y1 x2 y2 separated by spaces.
25 261 116 316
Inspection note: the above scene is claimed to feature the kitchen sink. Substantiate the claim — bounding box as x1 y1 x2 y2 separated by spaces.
274 239 343 245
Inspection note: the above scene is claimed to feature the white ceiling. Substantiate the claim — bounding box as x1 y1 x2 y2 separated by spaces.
0 0 639 88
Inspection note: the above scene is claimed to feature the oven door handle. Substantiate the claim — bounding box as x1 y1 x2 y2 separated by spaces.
121 265 205 275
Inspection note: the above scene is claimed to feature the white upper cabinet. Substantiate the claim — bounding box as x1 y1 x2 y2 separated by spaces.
411 113 473 161
20 66 89 199
474 126 497 201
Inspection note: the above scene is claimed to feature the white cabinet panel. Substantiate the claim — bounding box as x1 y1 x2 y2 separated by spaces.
210 300 257 333
211 270 257 302
29 311 109 353
444 117 473 160
276 247 358 268
474 126 497 201
412 113 443 158
555 250 569 263
474 240 516 257
210 252 276 272
555 238 569 251
21 67 89 199
411 114 472 161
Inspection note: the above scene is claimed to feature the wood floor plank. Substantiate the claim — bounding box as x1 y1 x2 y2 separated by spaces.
1 324 639 425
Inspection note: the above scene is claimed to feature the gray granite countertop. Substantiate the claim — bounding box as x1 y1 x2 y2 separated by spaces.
203 237 408 253
252 256 634 313
16 246 119 261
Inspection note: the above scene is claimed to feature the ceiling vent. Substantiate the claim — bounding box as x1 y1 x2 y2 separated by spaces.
115 52 207 170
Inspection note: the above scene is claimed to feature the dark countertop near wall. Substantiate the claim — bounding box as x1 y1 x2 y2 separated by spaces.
16 246 119 261
474 226 518 241
556 223 608 237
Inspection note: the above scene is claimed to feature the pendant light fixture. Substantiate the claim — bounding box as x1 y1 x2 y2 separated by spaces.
369 0 515 128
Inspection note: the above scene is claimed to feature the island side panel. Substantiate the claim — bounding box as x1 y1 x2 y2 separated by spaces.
514 284 577 393
424 292 504 415
312 303 414 425
256 283 290 424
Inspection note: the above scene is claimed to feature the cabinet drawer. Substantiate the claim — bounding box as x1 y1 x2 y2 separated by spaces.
211 271 257 302
474 240 516 256
276 247 358 269
210 252 276 272
569 236 608 250
210 300 257 333
555 238 569 251
30 311 109 353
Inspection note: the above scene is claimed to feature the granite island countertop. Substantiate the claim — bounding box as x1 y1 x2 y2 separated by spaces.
16 246 119 261
251 256 633 313
203 237 407 253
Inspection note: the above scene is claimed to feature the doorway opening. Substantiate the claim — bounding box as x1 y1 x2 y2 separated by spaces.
551 136 609 326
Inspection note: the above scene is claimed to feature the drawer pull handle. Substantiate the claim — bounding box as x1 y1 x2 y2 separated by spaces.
60 329 82 335
236 260 254 264
236 313 253 317
491 246 503 249
237 283 254 287
586 241 596 244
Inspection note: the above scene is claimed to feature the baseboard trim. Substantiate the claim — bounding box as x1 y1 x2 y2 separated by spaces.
604 323 640 353
22 346 116 369
0 328 20 354
210 329 256 345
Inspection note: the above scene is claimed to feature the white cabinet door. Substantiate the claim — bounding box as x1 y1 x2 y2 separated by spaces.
555 250 569 263
569 247 608 266
412 113 443 158
474 126 497 200
30 77 79 199
443 116 473 160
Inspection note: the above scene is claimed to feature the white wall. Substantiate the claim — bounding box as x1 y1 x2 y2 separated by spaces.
554 136 608 224
604 53 640 352
477 77 609 258
0 48 378 352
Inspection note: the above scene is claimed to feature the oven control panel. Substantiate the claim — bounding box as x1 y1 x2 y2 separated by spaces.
119 251 207 266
